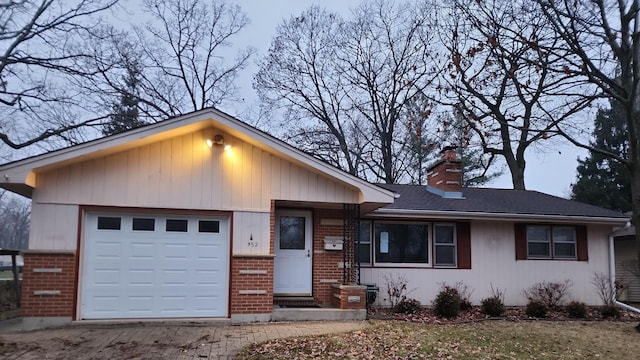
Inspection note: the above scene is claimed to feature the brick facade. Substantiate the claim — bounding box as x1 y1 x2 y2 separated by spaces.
312 208 347 305
230 256 274 315
331 284 367 309
21 252 76 317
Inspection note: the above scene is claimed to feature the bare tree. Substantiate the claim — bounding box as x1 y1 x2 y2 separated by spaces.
255 1 440 183
0 190 29 250
88 0 254 123
0 0 120 152
531 0 640 275
438 0 595 189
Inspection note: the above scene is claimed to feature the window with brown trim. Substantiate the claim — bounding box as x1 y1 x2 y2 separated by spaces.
515 223 587 261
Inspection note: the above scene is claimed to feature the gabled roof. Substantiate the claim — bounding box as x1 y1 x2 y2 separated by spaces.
373 184 627 224
0 108 395 206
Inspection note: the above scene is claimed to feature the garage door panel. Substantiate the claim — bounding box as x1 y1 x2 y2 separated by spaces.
81 212 229 319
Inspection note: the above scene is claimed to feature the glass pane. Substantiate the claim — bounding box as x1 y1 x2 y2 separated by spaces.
132 218 155 231
527 226 549 242
374 223 428 263
97 216 121 230
166 219 188 232
280 216 305 250
553 227 575 243
528 242 550 257
359 221 372 244
356 243 371 264
435 225 454 244
435 245 455 266
554 243 576 258
199 220 220 233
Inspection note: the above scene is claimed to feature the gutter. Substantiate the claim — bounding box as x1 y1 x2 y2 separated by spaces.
609 228 640 313
372 208 627 225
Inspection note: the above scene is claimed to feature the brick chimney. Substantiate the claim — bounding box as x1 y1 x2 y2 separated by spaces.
427 149 462 193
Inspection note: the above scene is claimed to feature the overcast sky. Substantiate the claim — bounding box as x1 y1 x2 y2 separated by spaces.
222 0 589 198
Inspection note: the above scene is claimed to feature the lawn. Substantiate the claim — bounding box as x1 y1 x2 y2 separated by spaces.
237 320 640 359
0 271 21 280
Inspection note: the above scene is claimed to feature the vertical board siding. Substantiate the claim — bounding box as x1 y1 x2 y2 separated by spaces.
30 129 359 251
360 221 613 306
28 202 79 250
232 211 270 255
615 238 640 302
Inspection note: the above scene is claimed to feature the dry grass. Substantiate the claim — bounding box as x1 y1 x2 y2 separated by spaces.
237 320 640 359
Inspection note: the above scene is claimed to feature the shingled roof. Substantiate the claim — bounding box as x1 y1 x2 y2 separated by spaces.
374 184 627 223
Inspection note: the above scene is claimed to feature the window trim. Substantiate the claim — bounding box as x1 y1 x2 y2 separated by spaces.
357 221 372 266
372 221 431 268
433 223 457 267
526 225 577 260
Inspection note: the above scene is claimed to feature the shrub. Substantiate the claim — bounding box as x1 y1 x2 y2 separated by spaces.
526 300 548 318
451 281 474 311
591 272 619 306
395 298 422 314
481 297 505 317
600 305 621 319
565 301 587 318
481 284 505 317
433 286 461 318
384 273 412 307
522 280 572 309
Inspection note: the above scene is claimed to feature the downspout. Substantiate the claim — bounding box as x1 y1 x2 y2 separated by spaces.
610 230 640 313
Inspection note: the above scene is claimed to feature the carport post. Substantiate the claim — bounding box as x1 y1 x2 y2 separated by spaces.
11 254 20 307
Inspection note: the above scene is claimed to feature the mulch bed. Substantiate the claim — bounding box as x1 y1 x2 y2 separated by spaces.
367 305 640 324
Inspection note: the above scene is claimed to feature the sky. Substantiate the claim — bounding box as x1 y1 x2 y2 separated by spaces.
225 0 591 198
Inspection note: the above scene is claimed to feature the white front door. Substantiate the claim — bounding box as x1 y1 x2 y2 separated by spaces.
274 210 312 295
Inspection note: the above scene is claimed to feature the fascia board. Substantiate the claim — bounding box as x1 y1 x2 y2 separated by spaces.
371 208 628 225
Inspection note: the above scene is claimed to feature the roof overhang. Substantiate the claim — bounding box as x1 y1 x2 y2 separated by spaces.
0 108 395 207
370 208 629 225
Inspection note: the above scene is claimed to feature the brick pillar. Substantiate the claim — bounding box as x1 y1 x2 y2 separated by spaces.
331 284 366 309
21 251 76 318
229 255 274 323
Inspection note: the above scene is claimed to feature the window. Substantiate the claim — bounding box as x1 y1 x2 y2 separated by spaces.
526 225 576 259
434 224 456 266
374 223 429 264
278 216 305 250
132 218 155 231
356 221 372 265
198 220 220 233
97 216 121 230
166 219 188 232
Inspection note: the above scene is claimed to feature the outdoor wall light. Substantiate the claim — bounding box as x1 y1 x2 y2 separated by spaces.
206 134 227 148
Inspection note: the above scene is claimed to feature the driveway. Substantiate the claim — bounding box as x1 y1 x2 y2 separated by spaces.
0 320 368 359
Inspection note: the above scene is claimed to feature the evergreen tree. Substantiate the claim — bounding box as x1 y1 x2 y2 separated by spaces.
102 62 145 136
571 101 631 212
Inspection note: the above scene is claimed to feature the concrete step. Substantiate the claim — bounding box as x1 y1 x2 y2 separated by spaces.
271 306 366 321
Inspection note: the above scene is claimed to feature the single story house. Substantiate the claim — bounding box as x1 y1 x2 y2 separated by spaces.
0 108 627 328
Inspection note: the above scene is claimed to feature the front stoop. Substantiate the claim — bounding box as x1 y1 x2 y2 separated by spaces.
271 306 366 321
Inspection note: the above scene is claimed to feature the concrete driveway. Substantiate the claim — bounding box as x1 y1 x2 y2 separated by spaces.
0 320 368 359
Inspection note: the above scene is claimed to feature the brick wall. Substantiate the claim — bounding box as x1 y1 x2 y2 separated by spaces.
21 252 76 317
331 284 366 309
313 208 344 305
230 256 274 314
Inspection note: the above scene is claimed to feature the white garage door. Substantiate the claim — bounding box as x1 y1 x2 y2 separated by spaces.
80 212 229 319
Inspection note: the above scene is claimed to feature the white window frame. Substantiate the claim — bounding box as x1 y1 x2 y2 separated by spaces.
372 221 431 267
526 225 577 260
356 221 372 266
434 223 457 267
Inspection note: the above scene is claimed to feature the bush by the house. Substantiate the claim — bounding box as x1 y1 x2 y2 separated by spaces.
565 301 587 318
395 298 422 314
600 305 621 319
522 280 572 310
384 273 411 307
481 296 505 317
433 286 461 318
525 300 548 318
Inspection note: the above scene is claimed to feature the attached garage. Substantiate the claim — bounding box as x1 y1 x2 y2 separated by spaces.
80 211 230 319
